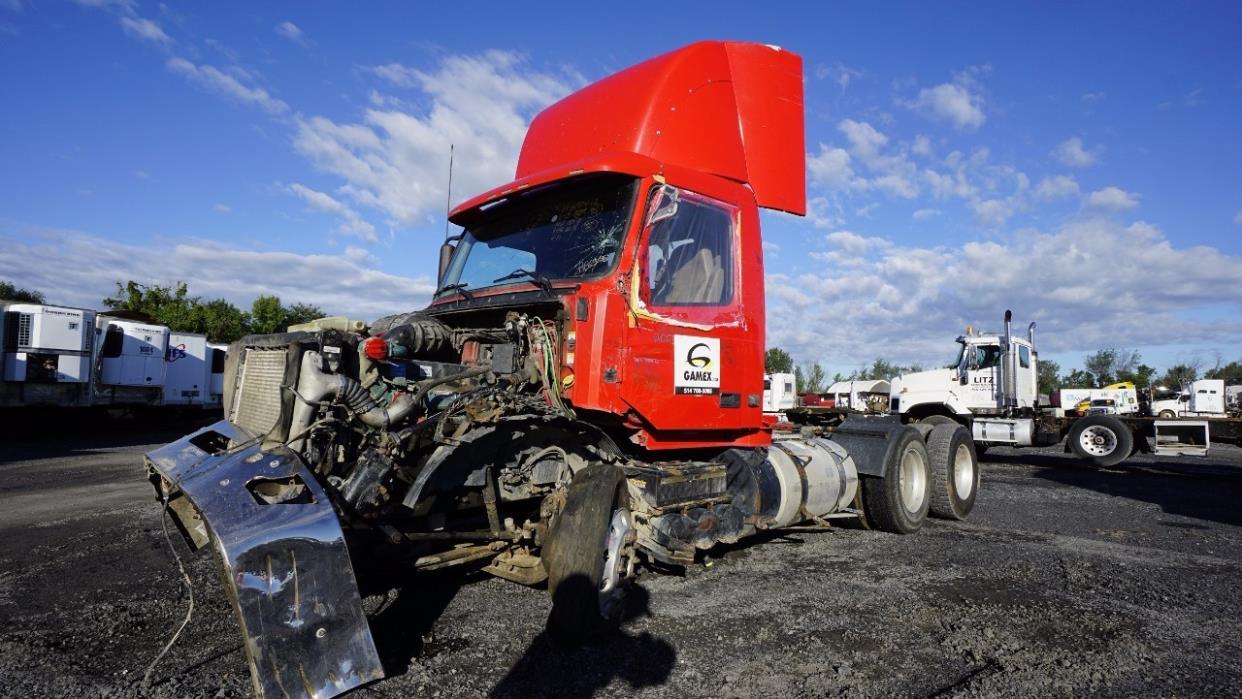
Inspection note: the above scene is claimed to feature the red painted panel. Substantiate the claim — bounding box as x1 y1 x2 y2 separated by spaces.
515 41 805 216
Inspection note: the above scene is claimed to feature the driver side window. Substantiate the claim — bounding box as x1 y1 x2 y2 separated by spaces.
643 189 735 306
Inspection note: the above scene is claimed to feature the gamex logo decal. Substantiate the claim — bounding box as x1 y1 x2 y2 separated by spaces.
686 342 713 369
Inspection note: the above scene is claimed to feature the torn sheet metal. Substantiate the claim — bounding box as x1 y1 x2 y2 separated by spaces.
146 420 384 699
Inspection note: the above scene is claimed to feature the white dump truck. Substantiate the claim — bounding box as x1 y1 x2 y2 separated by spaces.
889 310 1242 465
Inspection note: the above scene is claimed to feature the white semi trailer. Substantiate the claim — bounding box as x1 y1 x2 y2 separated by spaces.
889 310 1242 466
0 303 96 407
163 332 224 409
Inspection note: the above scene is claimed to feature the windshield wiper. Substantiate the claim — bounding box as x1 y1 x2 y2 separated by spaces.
493 268 553 295
437 282 474 300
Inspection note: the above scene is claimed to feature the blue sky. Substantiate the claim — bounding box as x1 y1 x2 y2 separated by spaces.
1 1 1240 377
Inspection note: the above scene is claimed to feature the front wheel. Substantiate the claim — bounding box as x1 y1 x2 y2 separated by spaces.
1157 410 1176 419
860 427 932 534
1068 415 1134 467
543 464 633 642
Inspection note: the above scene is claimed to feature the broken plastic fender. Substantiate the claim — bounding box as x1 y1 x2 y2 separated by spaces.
145 420 384 699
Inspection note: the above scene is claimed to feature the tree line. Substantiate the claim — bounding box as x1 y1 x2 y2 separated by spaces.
2 279 326 344
765 348 923 394
767 345 1241 396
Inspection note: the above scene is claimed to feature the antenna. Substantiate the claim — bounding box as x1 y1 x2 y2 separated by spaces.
444 144 454 240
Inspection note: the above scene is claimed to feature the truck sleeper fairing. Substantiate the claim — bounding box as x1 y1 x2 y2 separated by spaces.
146 420 383 699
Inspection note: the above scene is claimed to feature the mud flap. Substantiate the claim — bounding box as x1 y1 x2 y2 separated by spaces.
145 420 384 699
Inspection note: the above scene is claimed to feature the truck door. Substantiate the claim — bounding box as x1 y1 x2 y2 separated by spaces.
1014 342 1036 408
963 342 1001 409
621 183 760 433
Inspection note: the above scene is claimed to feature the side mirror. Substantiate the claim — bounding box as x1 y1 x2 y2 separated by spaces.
646 184 680 226
437 236 460 286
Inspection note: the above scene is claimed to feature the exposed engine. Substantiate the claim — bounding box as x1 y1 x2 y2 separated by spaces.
217 311 591 538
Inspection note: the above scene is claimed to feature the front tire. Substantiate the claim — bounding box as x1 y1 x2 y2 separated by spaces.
543 464 632 642
860 427 932 534
927 424 979 520
1157 409 1176 419
1068 415 1133 467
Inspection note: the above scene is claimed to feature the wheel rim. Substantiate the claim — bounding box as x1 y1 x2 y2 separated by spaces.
598 508 633 615
899 445 928 513
953 443 975 498
1078 425 1118 456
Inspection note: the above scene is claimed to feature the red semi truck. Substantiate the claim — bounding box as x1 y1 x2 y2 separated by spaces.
146 42 981 698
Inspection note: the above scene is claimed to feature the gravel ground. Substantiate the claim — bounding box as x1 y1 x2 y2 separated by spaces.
1 418 1241 698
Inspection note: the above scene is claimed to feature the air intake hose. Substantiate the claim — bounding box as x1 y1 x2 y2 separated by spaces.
288 351 420 447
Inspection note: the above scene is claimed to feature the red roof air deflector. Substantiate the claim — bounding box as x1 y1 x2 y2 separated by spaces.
515 41 806 216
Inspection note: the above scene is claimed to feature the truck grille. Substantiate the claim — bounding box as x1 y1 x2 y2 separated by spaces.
230 348 289 436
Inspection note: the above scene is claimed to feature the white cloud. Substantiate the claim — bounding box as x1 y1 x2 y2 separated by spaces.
912 208 941 221
119 16 170 46
825 230 889 254
807 145 854 189
1086 186 1140 211
838 119 888 165
1081 92 1105 103
766 218 1242 369
814 62 862 91
911 135 932 158
72 0 136 12
1034 174 1080 200
972 199 1013 227
166 57 289 115
286 183 378 242
133 169 151 180
904 70 988 131
0 225 435 320
213 203 231 214
1052 137 1100 168
294 51 570 226
1234 210 1242 226
275 20 311 47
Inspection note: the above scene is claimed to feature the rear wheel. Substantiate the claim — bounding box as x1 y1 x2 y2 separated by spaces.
1068 415 1133 467
860 427 932 534
543 464 633 642
927 424 978 520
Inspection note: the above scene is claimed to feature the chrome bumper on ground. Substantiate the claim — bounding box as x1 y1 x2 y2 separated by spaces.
145 420 384 699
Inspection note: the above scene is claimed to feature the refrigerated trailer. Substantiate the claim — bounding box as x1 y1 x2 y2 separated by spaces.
889 310 1242 465
163 332 224 409
0 303 96 407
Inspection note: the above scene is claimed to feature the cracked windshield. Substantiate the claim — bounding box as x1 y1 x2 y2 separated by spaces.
440 175 638 295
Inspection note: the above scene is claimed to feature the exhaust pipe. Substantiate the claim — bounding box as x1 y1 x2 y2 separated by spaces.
1001 310 1017 408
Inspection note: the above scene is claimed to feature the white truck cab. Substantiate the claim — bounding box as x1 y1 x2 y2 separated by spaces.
762 372 797 416
890 312 1038 421
1151 379 1227 418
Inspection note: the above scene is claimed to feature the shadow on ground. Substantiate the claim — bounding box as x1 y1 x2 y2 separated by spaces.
490 583 675 698
0 409 216 463
985 450 1242 527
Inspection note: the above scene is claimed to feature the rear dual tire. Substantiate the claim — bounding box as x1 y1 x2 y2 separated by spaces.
861 428 932 534
926 424 978 520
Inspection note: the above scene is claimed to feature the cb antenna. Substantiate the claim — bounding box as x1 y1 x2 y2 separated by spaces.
444 144 454 240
